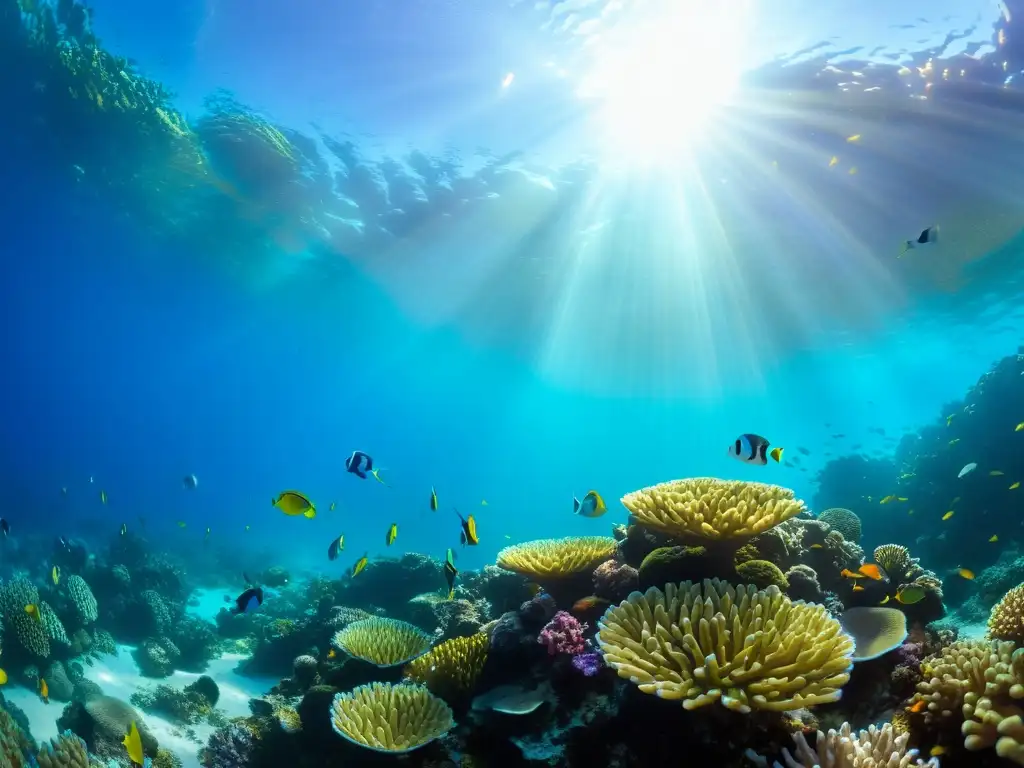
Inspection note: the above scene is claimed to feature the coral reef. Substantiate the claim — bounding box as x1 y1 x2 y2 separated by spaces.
403 632 489 698
332 617 434 667
496 537 617 579
988 582 1024 642
330 682 453 752
776 722 937 767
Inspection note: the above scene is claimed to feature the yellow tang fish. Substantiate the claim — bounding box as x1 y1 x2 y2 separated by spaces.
100 490 108 504
24 604 40 622
990 535 999 543
0 669 7 685
51 566 59 586
942 511 955 521
39 677 48 704
879 495 898 504
991 470 1005 476
385 523 398 546
1012 482 1022 490
352 554 369 577
122 720 144 765
272 491 316 518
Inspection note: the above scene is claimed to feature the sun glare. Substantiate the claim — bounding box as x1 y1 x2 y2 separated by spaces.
576 4 751 163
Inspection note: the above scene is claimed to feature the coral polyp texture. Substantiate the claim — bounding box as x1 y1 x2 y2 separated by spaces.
989 582 1024 642
403 632 489 695
816 507 862 544
596 578 854 713
620 478 806 541
36 730 104 768
496 536 617 578
332 617 434 667
873 543 912 576
777 722 938 768
66 575 99 624
330 682 454 753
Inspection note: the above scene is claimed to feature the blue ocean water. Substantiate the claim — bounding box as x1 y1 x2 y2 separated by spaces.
2 0 1024 764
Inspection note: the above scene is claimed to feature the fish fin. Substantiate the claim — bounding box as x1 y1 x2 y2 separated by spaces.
573 496 580 513
770 447 784 463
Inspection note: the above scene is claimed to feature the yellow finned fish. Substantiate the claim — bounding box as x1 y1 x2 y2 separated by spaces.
1016 422 1024 432
370 468 387 486
879 495 898 504
990 535 999 543
352 554 368 577
122 720 144 765
0 669 7 685
385 523 398 546
51 566 59 586
100 490 108 504
846 134 861 143
430 487 438 512
958 568 975 580
24 604 40 622
272 490 316 518
946 414 955 426
879 595 890 605
942 511 955 521
455 509 479 545
930 746 947 757
1012 482 1022 490
896 585 927 605
897 497 908 502
39 677 48 703
829 156 838 167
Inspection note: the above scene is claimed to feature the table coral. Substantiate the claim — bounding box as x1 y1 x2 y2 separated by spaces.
497 537 617 579
330 682 453 753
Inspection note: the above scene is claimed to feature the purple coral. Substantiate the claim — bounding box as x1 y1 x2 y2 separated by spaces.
571 652 603 677
538 611 589 656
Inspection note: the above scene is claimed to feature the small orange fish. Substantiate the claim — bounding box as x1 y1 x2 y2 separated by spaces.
572 596 609 613
39 678 49 704
852 584 865 592
908 698 928 714
958 568 975 580
857 564 886 581
840 569 864 580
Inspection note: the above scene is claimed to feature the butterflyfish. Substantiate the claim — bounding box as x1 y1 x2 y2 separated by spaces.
272 490 316 518
39 678 48 703
327 534 345 561
344 450 373 479
573 490 607 518
958 568 975 580
727 433 783 465
896 585 927 605
455 509 479 545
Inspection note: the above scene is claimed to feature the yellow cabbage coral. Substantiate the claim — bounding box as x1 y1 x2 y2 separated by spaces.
332 617 433 667
330 683 453 753
621 478 806 540
404 632 489 697
989 583 1024 643
597 578 853 713
496 537 616 578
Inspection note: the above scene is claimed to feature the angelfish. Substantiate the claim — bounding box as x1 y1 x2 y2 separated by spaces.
233 587 263 614
344 450 373 479
727 433 783 465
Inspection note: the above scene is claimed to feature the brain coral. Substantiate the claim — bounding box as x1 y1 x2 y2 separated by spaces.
496 537 617 578
734 559 789 590
621 478 806 540
989 583 1024 643
333 617 433 667
778 722 938 768
817 508 862 544
404 632 489 696
597 578 854 713
330 682 453 753
66 575 98 624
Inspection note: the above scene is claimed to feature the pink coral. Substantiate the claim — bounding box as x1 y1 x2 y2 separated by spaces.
538 611 589 656
592 560 638 601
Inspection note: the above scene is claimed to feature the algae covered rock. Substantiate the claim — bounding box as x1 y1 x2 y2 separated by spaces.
637 545 709 589
735 559 789 590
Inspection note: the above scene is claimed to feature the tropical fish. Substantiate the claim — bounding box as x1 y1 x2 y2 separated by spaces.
810 544 824 549
829 156 838 167
344 450 373 479
0 669 6 685
990 470 1005 476
370 467 388 486
946 414 955 427
233 587 263 614
352 554 369 577
183 474 198 489
572 595 610 612
51 566 59 586
879 495 899 505
430 487 438 512
481 500 488 506
386 523 398 546
0 519 9 537
573 490 607 518
958 463 977 478
847 134 861 143
455 509 479 545
895 585 927 605
327 534 345 561
899 472 916 480
205 527 211 540
852 584 865 592
908 698 927 714
327 648 337 660
1016 422 1024 432
857 564 887 581
39 677 48 704
24 604 40 622
100 490 108 504
990 535 999 543
122 720 144 765
272 491 316 518
879 595 891 605
443 559 458 599
942 511 955 521
930 746 946 757
1012 482 1021 490
120 523 127 536
957 568 975 580
898 225 939 257
727 433 783 465
329 502 336 511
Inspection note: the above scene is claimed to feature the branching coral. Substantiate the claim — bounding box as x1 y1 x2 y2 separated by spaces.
330 683 453 753
496 537 616 578
596 578 854 713
403 632 489 696
36 730 105 768
332 617 433 667
989 583 1024 642
777 722 938 767
621 478 806 540
817 508 862 544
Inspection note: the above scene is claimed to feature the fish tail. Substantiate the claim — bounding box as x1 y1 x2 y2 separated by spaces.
573 496 580 514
